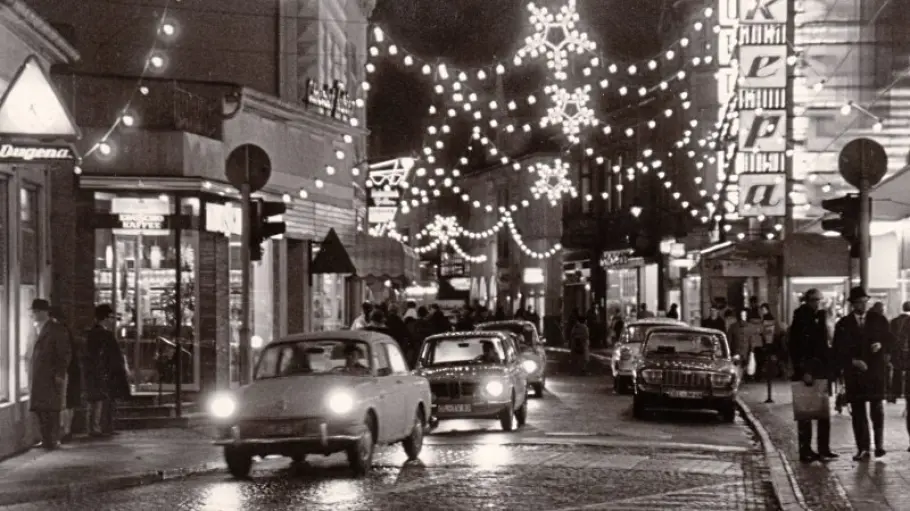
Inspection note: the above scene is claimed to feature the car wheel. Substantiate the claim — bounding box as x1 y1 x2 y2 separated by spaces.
346 414 375 476
632 397 648 420
499 398 515 431
402 408 424 461
719 403 737 423
514 398 528 427
224 447 253 479
532 382 544 398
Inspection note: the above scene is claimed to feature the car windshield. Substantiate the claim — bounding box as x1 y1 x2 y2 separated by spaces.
420 336 506 366
644 331 728 358
254 339 371 379
478 323 535 346
623 324 672 345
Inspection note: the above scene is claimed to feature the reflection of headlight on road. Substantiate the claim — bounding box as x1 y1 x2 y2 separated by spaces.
522 360 538 373
327 391 355 414
485 381 505 397
209 393 236 419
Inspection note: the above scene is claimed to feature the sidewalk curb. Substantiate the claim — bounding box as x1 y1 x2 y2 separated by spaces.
0 461 225 506
735 396 808 511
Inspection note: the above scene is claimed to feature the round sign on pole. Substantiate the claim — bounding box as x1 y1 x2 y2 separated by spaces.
838 138 887 190
226 144 271 192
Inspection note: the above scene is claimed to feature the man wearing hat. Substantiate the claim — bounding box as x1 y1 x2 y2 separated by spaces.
27 299 72 450
84 304 130 437
833 286 894 461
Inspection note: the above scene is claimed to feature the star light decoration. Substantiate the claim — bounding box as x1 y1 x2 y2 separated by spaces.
427 215 462 242
517 0 598 80
530 159 577 205
540 84 598 144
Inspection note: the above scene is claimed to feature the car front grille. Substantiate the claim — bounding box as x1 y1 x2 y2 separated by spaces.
431 382 478 398
662 370 709 388
238 418 323 438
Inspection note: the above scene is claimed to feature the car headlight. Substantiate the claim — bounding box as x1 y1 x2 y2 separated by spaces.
711 372 735 387
327 391 355 414
209 392 236 419
485 380 505 397
522 359 538 374
639 369 662 385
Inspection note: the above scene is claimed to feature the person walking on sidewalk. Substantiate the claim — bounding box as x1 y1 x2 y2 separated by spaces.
789 288 838 463
51 307 83 443
27 299 72 450
833 287 894 461
570 314 590 375
84 304 130 437
888 302 910 405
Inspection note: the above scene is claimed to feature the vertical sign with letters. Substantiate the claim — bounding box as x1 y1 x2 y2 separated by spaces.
723 0 792 217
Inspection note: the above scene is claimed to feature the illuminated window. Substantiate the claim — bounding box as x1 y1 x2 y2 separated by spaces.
18 186 38 395
0 179 7 401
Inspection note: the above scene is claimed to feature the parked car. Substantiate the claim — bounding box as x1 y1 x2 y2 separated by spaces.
415 331 529 431
611 318 687 394
476 320 548 397
632 326 741 422
208 330 431 477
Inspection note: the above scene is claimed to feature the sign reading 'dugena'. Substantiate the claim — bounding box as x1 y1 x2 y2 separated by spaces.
118 214 165 230
0 143 74 163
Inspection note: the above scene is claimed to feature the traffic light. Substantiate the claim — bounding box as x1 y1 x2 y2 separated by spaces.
248 198 287 261
821 194 861 258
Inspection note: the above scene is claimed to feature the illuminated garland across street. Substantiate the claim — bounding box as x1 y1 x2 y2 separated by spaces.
517 0 598 80
530 159 577 205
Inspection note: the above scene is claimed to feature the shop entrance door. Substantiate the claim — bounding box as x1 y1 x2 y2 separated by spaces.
95 224 199 393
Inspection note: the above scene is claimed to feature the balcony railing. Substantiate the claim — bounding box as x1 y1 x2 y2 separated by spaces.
52 72 229 140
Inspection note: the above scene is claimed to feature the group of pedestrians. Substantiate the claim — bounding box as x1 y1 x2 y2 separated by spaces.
27 299 130 450
789 286 910 463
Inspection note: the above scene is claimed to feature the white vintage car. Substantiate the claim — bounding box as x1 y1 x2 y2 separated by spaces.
208 330 432 477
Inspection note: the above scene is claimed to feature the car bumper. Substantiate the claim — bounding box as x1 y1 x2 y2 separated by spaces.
635 386 736 410
213 420 365 453
432 399 511 420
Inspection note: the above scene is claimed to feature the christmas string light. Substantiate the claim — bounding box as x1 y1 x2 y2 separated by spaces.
516 0 598 81
540 84 598 143
81 0 177 162
529 158 578 205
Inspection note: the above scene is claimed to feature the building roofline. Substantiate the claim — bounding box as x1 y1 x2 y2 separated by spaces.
0 0 79 63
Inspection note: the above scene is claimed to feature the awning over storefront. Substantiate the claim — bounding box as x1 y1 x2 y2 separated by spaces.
311 228 356 275
351 235 419 285
871 165 910 220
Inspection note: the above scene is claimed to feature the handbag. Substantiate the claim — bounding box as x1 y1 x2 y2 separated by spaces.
792 379 831 421
746 351 757 376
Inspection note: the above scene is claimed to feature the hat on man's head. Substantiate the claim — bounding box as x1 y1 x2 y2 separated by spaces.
94 303 115 320
848 286 870 303
30 299 50 311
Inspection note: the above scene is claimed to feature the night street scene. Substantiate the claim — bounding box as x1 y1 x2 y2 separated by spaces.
4 0 910 509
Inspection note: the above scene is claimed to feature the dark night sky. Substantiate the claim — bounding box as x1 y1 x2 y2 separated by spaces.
366 0 669 159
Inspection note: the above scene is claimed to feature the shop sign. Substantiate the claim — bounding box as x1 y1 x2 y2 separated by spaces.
0 56 80 139
522 268 544 285
366 158 412 232
600 249 635 269
706 259 768 277
738 173 786 216
118 214 165 230
0 143 74 163
205 202 242 236
302 79 354 121
439 256 467 278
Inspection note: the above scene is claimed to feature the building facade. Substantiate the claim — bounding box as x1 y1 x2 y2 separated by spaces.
0 0 81 459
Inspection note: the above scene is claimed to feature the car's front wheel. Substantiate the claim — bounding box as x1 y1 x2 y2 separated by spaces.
514 398 528 427
347 414 375 476
224 447 253 479
402 408 424 460
632 396 648 420
616 376 633 394
718 403 737 423
499 398 515 431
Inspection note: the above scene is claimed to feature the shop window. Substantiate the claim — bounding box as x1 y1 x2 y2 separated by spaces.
229 233 241 384
0 180 7 401
18 186 39 396
313 274 346 331
251 239 274 351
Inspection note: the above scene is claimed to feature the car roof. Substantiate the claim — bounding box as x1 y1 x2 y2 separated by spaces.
425 330 510 342
628 318 687 327
266 329 394 348
644 325 728 338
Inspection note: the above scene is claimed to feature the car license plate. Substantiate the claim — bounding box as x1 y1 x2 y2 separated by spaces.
265 423 296 436
439 404 472 413
667 390 704 399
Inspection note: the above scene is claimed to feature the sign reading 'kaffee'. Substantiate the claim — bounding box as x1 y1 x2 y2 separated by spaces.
0 143 74 163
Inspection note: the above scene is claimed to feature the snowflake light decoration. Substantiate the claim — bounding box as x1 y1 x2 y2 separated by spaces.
427 215 462 242
517 0 598 80
530 159 577 205
540 84 598 144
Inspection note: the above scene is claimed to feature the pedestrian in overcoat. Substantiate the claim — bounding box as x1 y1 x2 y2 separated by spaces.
833 286 894 461
28 299 72 450
84 304 130 436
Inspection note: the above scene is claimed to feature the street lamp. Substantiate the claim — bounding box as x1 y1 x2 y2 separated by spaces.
400 157 415 170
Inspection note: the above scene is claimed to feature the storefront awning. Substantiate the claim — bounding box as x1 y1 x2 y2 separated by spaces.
351 235 419 285
311 228 356 275
871 165 910 221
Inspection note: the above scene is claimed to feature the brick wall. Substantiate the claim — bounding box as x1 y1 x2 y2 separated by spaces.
49 169 95 332
196 230 229 394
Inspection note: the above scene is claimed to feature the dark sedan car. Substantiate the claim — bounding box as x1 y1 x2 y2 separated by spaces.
632 326 741 422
